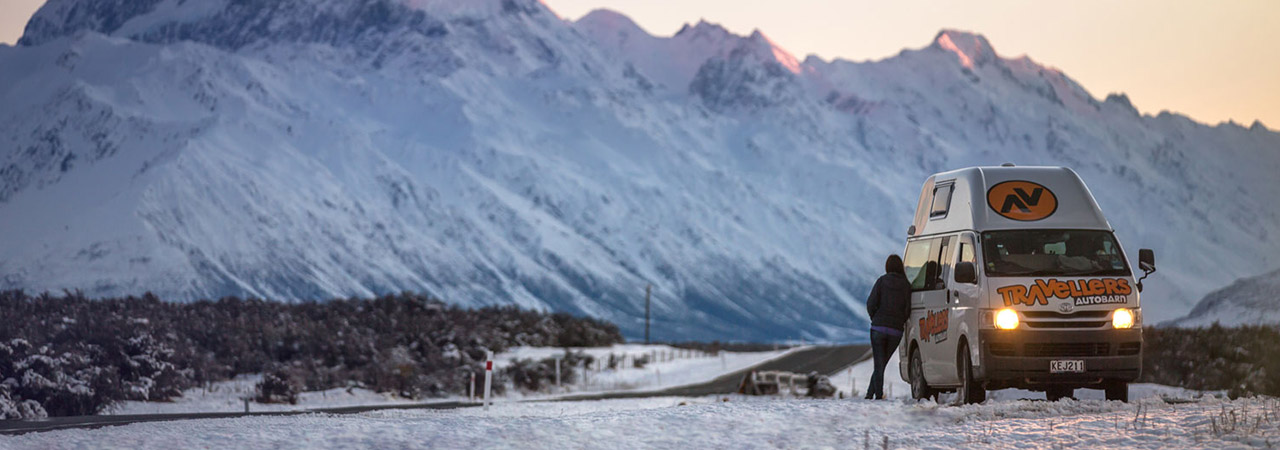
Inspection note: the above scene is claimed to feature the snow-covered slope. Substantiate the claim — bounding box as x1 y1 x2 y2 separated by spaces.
1163 268 1280 328
2 0 1278 341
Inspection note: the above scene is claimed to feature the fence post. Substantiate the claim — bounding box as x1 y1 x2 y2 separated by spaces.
483 350 494 410
555 357 562 392
721 351 726 371
469 372 476 402
243 398 249 414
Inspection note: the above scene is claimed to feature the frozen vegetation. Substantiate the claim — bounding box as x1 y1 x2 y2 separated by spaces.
0 290 621 418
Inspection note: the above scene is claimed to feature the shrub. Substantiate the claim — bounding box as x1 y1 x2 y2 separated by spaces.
254 368 299 404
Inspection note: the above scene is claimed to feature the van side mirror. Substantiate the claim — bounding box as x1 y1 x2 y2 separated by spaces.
1138 249 1155 273
1136 248 1156 293
954 262 977 284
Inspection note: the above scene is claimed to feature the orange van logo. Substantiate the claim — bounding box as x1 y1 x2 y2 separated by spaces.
987 180 1057 221
997 278 1132 307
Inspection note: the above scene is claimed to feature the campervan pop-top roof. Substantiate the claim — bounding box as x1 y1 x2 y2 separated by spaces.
909 166 1111 237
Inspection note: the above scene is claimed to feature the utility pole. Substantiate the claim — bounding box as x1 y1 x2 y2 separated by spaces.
644 284 651 345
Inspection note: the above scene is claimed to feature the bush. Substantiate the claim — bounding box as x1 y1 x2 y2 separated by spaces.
254 368 299 404
504 350 590 392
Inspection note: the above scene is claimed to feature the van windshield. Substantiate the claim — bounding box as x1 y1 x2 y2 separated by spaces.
981 230 1130 277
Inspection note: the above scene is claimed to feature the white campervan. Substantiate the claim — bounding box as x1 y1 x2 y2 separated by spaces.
898 165 1156 403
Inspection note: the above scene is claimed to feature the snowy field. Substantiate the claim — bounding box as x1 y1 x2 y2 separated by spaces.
7 394 1276 449
107 374 419 415
496 344 793 395
827 352 1211 403
107 345 790 414
6 347 1273 449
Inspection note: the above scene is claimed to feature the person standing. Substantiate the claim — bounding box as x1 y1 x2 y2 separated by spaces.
865 254 912 400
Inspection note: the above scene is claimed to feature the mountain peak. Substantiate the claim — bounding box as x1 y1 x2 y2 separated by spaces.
747 29 801 74
578 8 638 28
675 19 731 40
931 29 997 68
576 8 647 38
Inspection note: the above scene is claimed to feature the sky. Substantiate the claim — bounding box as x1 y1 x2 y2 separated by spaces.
2 0 1277 128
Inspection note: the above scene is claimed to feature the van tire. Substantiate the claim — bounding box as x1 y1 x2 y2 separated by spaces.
1046 387 1074 401
1104 381 1128 402
909 347 935 401
955 344 985 405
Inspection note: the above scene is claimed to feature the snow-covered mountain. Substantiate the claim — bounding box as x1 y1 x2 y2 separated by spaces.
2 0 1278 341
1164 268 1280 328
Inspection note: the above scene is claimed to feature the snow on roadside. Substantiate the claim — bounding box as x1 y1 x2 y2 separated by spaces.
828 350 1216 403
495 344 793 396
107 346 790 414
107 374 422 415
8 394 1277 449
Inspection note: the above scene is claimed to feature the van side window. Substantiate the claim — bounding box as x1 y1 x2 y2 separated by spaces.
930 236 952 290
903 239 934 290
955 237 977 284
929 183 954 219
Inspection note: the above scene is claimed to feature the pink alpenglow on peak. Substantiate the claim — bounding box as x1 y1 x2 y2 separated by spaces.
751 30 802 74
933 29 997 69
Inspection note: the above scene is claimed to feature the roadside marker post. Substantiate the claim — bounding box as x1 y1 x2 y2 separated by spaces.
483 350 494 410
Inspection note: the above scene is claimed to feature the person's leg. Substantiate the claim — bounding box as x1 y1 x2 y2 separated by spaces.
883 333 902 399
867 331 887 399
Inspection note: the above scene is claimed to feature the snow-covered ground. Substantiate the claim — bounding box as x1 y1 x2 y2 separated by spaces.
497 344 793 395
12 344 1266 449
106 374 420 415
828 351 1212 403
107 345 791 414
8 393 1275 449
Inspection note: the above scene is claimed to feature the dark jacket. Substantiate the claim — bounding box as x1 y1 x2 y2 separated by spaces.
866 273 913 330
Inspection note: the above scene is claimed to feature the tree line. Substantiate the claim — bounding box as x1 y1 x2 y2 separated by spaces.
1140 324 1280 398
0 290 622 418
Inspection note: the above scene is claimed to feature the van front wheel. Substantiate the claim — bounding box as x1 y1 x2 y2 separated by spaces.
1104 381 1129 402
909 348 935 401
956 344 986 405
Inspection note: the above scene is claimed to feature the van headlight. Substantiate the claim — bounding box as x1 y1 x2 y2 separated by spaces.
1112 308 1135 329
994 308 1019 330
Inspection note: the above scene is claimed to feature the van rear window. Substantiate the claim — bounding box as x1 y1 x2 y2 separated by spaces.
981 230 1130 277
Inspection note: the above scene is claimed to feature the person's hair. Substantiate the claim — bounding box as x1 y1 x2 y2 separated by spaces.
885 254 905 276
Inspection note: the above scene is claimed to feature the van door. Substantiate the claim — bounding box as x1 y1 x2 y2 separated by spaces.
949 232 982 379
907 235 954 383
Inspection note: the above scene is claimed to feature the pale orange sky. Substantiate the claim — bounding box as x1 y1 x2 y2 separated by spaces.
3 0 1277 128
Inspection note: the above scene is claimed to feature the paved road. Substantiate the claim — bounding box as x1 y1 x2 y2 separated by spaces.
0 344 869 436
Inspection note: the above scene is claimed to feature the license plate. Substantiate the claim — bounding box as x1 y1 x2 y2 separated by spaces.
1050 360 1085 373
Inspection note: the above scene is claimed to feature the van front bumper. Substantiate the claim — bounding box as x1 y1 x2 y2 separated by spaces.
975 328 1142 390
